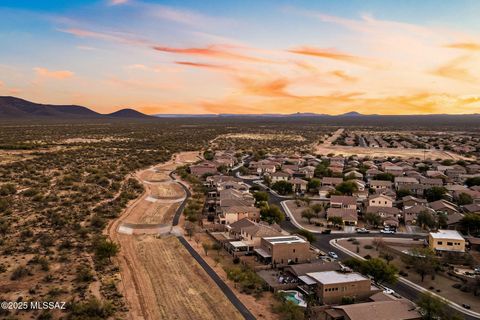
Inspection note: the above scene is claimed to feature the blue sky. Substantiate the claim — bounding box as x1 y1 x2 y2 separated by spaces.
1 1 480 114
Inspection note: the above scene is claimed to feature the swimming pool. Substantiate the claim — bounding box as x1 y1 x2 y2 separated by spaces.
278 290 307 307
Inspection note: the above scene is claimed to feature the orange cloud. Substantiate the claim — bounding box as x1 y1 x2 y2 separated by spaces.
444 42 480 51
431 56 477 82
237 76 294 98
329 70 357 82
175 61 235 72
153 45 268 62
288 46 378 67
34 67 74 79
59 28 148 46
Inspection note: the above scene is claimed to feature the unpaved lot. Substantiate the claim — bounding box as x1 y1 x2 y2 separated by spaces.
108 151 243 320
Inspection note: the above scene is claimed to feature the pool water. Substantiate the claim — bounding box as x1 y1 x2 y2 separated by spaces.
279 290 307 307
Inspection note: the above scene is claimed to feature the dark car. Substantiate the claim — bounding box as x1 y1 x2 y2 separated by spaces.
322 229 332 234
462 304 471 309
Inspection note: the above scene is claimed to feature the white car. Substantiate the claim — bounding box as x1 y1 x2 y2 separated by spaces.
328 251 339 259
380 228 395 234
383 288 395 294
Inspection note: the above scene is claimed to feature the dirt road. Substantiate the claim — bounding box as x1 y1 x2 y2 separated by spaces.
107 151 244 320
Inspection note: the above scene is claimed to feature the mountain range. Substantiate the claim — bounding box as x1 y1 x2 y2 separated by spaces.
0 96 152 119
1 97 480 126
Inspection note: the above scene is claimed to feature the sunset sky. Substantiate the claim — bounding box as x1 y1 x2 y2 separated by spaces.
1 0 480 115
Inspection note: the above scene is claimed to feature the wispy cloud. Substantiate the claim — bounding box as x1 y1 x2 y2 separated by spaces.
153 45 268 62
109 0 129 6
175 61 235 72
34 67 74 79
444 42 480 51
431 55 477 82
288 46 378 67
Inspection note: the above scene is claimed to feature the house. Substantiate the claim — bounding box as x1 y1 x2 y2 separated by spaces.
351 179 366 191
304 271 378 305
369 180 393 191
290 178 308 193
463 203 480 214
368 194 394 208
256 164 276 175
365 206 401 227
344 170 363 180
384 165 403 176
254 235 312 266
419 177 443 188
218 206 260 225
403 206 435 225
190 161 219 177
217 189 255 209
205 175 240 188
299 166 315 179
428 230 465 253
226 218 256 239
397 183 427 197
270 171 290 183
240 222 283 248
327 208 358 225
323 300 422 320
330 195 357 209
394 177 419 189
366 168 382 179
319 186 335 199
322 177 343 187
429 199 459 215
402 196 427 209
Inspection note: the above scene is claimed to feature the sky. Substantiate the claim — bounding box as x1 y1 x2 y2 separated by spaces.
1 1 480 115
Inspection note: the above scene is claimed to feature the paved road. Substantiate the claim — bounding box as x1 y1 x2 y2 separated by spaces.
171 171 257 320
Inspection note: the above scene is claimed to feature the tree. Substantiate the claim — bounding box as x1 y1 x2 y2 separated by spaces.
417 292 448 320
203 150 214 160
402 248 439 282
260 205 285 224
335 181 358 195
253 191 269 203
460 213 480 235
271 181 293 195
380 251 394 264
94 239 119 262
314 163 332 178
374 173 394 182
416 210 436 230
328 216 343 226
396 189 411 198
212 242 222 256
301 208 316 224
364 212 382 228
457 192 473 205
310 203 324 216
296 229 315 242
465 177 480 187
424 187 447 202
361 258 398 284
202 243 211 256
0 183 16 196
307 178 321 192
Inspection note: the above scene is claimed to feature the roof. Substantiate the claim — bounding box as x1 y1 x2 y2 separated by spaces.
285 261 341 277
322 177 343 184
333 300 421 320
369 194 394 202
395 177 419 183
369 180 392 186
228 217 256 232
254 248 271 258
242 224 282 238
306 271 367 285
263 235 306 244
429 229 464 240
330 195 357 206
366 206 400 215
429 199 458 212
327 208 358 221
222 206 260 215
463 203 480 213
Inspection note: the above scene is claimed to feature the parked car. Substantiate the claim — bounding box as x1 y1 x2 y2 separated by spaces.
462 304 471 309
383 288 394 294
380 228 395 234
356 228 370 234
322 229 332 234
285 216 291 221
328 251 339 259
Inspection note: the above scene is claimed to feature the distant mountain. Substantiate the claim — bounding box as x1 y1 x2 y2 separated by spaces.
339 111 363 117
0 96 151 120
107 108 152 118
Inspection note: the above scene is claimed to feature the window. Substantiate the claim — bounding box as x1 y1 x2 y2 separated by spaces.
447 242 453 246
293 249 296 253
437 241 443 245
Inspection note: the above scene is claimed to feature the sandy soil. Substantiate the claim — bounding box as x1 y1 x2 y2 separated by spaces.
213 133 306 142
107 151 243 320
